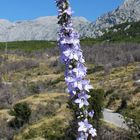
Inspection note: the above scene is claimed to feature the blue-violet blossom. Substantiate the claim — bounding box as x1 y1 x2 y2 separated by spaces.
55 0 97 139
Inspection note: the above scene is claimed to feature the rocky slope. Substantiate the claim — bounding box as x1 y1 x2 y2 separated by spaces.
85 0 140 37
0 16 90 42
0 0 140 41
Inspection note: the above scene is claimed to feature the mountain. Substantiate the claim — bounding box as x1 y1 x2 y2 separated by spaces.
0 0 140 42
85 0 140 37
100 21 140 42
0 16 90 42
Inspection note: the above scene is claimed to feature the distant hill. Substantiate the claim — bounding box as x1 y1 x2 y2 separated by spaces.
0 0 140 41
0 16 90 42
100 21 140 42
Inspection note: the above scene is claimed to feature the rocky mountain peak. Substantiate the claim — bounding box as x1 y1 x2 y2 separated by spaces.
84 0 140 38
123 0 139 6
119 0 140 21
0 0 139 41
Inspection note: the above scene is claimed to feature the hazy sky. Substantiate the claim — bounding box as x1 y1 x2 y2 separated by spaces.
0 0 124 22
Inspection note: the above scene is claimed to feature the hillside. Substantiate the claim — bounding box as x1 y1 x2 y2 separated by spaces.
81 21 140 45
101 21 140 42
0 40 140 139
0 0 140 139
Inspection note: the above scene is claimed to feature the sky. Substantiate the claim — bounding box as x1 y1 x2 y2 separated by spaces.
0 0 124 22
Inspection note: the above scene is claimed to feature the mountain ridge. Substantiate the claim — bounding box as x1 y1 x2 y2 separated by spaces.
84 0 140 37
0 16 90 42
0 0 140 41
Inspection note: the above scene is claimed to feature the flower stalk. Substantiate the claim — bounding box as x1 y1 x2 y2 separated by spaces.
55 0 97 139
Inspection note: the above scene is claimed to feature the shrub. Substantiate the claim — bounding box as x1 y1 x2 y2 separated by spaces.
133 87 140 95
87 65 104 74
88 89 105 119
117 98 127 112
28 82 40 94
82 43 140 68
105 89 114 97
67 89 105 138
9 102 31 128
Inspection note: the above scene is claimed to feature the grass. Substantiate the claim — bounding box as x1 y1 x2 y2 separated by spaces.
17 93 68 105
0 41 56 52
13 93 72 140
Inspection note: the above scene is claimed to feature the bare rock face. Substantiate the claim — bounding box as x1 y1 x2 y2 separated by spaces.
85 0 140 37
0 16 90 42
0 0 139 41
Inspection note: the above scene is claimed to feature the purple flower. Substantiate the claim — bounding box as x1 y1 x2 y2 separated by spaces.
88 110 94 118
60 37 79 45
56 0 96 139
76 132 88 140
64 7 73 15
63 49 79 61
72 67 85 78
74 93 90 108
73 80 83 91
66 88 77 96
89 128 97 137
78 119 92 132
82 80 93 92
74 80 93 92
78 119 97 138
72 63 87 78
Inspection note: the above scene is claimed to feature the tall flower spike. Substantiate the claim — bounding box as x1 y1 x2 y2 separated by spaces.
55 0 97 139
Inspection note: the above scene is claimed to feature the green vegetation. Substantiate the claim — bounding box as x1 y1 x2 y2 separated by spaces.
81 21 140 45
0 21 139 51
101 21 140 43
87 66 104 74
81 38 101 46
13 93 73 140
0 41 56 52
67 89 105 139
9 102 31 128
88 89 105 136
89 89 105 119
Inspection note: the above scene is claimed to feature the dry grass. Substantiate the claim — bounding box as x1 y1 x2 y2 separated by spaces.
0 49 140 139
13 94 72 140
17 92 68 105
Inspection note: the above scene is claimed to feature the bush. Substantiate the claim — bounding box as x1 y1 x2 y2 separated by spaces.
117 98 127 112
9 102 31 128
82 43 140 68
87 65 104 74
67 89 105 139
105 89 114 97
28 82 40 94
89 89 105 120
133 87 140 95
